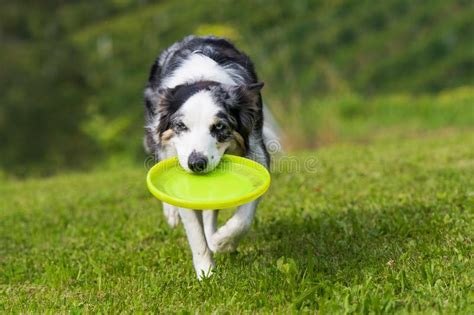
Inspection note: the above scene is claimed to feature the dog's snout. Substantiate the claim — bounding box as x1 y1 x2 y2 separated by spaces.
188 151 208 173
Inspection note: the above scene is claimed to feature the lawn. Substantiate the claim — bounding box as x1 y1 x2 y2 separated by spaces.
0 130 473 313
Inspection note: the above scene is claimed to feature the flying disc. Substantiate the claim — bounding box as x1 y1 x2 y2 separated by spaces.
146 155 270 210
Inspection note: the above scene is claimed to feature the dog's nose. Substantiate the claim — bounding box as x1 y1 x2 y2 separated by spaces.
188 151 208 173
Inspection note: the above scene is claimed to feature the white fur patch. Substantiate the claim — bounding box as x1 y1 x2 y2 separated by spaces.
162 54 244 88
171 90 229 172
179 90 220 124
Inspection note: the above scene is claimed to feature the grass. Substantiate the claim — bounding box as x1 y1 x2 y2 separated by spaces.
278 86 474 149
0 130 473 313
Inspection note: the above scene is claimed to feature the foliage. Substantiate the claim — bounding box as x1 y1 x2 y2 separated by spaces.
0 1 138 176
1 131 473 312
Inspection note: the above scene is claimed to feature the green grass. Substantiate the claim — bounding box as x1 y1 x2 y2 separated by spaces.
278 86 474 149
1 130 473 313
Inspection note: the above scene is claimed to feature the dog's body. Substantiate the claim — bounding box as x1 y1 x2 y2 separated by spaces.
144 36 276 279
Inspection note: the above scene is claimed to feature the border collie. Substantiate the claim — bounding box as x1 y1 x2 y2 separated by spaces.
144 35 277 279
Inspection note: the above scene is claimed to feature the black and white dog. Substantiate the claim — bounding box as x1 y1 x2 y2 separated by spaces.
144 35 277 279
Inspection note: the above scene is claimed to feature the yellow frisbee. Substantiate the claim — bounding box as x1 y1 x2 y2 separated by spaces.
146 155 270 210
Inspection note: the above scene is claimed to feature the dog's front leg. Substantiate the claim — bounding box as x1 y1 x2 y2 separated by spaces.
162 202 180 228
203 210 218 251
178 208 215 279
210 198 260 253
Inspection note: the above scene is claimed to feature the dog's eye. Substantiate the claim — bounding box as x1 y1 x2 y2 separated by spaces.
175 122 188 131
214 122 226 131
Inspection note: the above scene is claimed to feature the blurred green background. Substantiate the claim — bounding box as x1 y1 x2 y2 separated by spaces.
1 0 473 177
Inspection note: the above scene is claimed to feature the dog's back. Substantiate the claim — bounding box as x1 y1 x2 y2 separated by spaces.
148 35 258 90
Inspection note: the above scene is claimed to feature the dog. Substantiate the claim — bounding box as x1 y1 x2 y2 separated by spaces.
144 35 278 279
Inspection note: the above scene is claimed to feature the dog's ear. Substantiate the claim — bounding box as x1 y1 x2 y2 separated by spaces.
144 85 176 122
155 87 176 137
144 86 159 121
232 82 264 104
225 82 264 144
143 84 162 154
247 82 265 92
144 85 177 150
144 61 163 121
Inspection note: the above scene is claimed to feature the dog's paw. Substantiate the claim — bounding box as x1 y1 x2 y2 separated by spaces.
194 260 215 280
210 232 238 253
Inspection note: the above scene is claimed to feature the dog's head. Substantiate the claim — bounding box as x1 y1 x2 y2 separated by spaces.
145 81 263 173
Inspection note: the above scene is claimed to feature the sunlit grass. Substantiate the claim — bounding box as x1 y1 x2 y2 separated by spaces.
1 130 472 313
275 87 474 149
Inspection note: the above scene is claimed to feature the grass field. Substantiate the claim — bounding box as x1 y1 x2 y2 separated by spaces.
1 129 472 313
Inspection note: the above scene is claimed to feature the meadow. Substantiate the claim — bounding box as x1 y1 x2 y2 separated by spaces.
1 92 473 313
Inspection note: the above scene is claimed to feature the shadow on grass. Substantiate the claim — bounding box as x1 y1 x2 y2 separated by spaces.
251 204 452 280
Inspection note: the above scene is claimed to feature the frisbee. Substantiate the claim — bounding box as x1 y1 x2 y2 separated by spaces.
146 155 270 210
